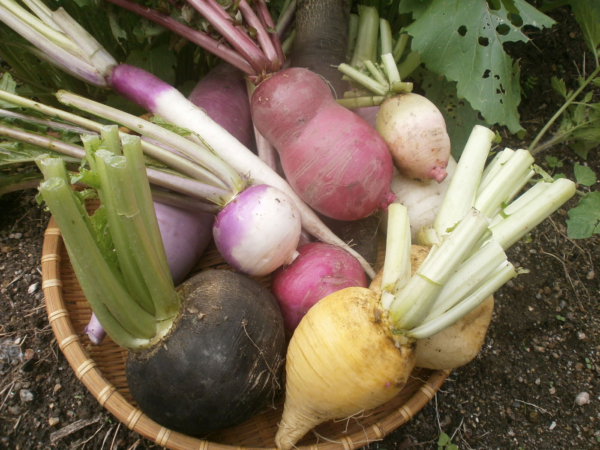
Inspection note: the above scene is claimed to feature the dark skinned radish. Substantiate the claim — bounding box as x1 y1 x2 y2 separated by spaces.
272 242 367 331
126 269 285 436
290 0 350 99
188 62 256 151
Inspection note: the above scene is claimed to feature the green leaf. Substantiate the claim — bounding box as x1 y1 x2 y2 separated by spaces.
419 69 488 159
125 45 178 86
404 0 555 134
568 0 600 56
571 140 598 160
545 156 563 168
149 115 193 137
567 191 600 239
574 163 597 186
438 433 451 446
398 0 433 20
551 76 567 98
0 73 19 109
0 142 79 167
553 173 567 180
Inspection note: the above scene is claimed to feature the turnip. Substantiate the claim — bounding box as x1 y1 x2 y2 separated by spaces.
381 157 458 241
36 135 286 436
274 126 576 450
338 12 451 182
0 0 377 277
272 242 367 331
102 0 395 222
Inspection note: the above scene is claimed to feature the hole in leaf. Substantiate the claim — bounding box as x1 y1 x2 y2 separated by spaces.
458 25 467 36
508 13 523 27
478 37 490 47
496 24 510 35
494 74 500 80
483 69 491 79
486 0 501 10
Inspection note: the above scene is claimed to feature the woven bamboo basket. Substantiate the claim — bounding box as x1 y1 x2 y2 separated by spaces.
41 199 450 450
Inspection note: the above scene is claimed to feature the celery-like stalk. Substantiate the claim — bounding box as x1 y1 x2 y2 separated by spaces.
38 176 156 341
380 204 411 310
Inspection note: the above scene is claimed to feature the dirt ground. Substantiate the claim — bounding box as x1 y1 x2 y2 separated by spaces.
1 3 599 450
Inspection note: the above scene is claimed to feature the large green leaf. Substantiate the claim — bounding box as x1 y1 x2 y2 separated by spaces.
418 69 487 159
404 0 555 134
568 0 600 56
567 191 600 239
125 45 178 86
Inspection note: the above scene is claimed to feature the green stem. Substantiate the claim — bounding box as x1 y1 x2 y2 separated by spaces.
121 134 172 285
336 96 384 109
338 63 388 95
346 13 359 61
39 176 157 341
349 5 379 69
379 19 393 55
529 65 600 153
382 54 401 84
398 51 421 80
407 262 517 339
393 33 409 63
95 151 156 316
364 60 388 87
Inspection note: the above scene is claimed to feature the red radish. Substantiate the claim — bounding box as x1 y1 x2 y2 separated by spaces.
252 68 395 221
272 242 367 331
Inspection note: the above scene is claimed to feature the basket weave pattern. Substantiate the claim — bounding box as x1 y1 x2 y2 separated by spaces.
42 205 450 450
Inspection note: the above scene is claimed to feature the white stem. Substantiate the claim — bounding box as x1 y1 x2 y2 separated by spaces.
51 8 117 76
505 169 535 205
490 178 576 249
416 227 440 246
434 126 495 237
56 91 243 196
381 204 410 296
389 208 490 329
0 0 86 59
424 241 507 321
22 0 60 30
478 148 514 194
407 261 517 339
0 5 106 86
474 149 534 217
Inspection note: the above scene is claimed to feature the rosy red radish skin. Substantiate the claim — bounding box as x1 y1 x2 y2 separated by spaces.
251 68 395 221
375 93 451 182
271 243 367 331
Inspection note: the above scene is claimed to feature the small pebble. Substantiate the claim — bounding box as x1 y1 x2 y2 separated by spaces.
549 421 557 430
48 417 60 427
19 389 34 403
535 378 541 385
549 387 557 395
575 392 590 406
27 283 38 294
578 332 586 340
587 271 595 280
53 384 62 393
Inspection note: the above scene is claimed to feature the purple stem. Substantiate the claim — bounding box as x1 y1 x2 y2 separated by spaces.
104 0 254 75
186 0 269 74
256 0 285 67
238 0 280 71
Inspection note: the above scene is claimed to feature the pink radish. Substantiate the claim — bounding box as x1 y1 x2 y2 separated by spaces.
271 242 367 331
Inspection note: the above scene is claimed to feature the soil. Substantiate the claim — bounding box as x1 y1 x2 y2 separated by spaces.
1 4 599 450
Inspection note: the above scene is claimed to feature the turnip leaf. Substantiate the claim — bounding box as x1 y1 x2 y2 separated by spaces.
567 191 600 239
125 45 178 86
418 69 487 159
574 164 597 187
568 0 600 57
403 0 555 134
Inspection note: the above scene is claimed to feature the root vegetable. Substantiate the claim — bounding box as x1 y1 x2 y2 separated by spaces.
271 242 367 331
375 93 451 182
213 184 302 276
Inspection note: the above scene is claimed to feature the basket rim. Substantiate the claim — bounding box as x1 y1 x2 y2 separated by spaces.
41 215 450 450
